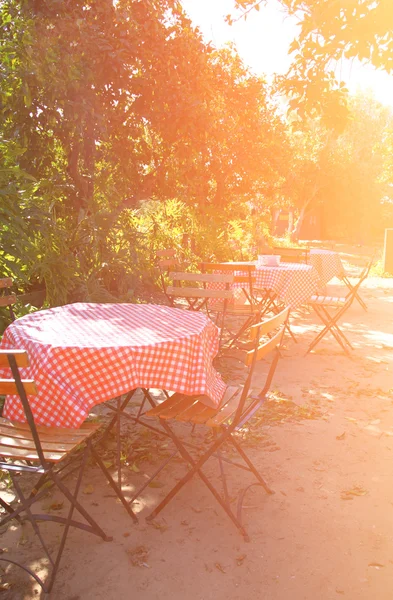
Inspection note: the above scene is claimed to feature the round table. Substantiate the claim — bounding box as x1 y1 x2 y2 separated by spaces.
254 262 320 309
0 303 226 427
309 249 345 286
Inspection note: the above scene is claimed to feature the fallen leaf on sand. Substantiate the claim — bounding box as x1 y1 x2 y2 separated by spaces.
341 485 368 500
127 545 149 567
215 563 226 573
336 432 346 440
149 520 168 532
43 500 64 511
236 554 246 566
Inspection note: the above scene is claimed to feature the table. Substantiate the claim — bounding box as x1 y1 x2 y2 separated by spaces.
253 262 320 309
0 303 227 428
308 249 345 286
210 261 320 309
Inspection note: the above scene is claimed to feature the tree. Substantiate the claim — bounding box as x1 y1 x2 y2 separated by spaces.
1 0 289 301
279 91 393 241
230 0 393 126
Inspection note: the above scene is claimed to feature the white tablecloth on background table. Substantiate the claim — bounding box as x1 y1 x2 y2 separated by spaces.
308 249 345 286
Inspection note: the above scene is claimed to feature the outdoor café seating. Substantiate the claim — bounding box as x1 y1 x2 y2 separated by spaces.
200 262 265 349
156 248 183 306
0 349 137 593
143 306 289 541
306 257 373 355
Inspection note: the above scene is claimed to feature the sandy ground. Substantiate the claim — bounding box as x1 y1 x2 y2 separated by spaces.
1 244 393 600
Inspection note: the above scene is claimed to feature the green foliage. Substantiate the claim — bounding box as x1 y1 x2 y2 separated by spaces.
1 0 392 305
232 0 393 126
0 0 286 302
370 260 393 278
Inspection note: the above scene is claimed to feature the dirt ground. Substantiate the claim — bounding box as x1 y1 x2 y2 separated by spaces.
1 243 393 600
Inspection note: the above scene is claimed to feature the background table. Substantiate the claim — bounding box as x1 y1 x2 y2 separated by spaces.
308 249 345 286
211 262 320 309
253 262 320 309
0 303 226 428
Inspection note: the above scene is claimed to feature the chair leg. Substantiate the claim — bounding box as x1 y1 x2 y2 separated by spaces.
0 454 110 540
116 396 122 485
307 305 352 355
272 304 297 343
49 447 111 540
0 496 23 523
214 430 230 505
228 434 273 495
90 444 138 523
225 313 259 351
319 305 353 349
46 441 95 593
128 449 178 505
0 444 112 594
146 421 249 539
12 475 54 569
101 388 166 485
354 293 367 312
100 389 138 445
342 277 367 311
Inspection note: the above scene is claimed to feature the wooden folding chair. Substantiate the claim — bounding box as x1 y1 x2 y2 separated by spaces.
306 257 373 355
0 278 17 322
100 275 234 484
339 256 373 312
200 262 263 350
251 270 298 344
156 249 182 305
166 271 233 312
143 307 289 540
0 350 137 593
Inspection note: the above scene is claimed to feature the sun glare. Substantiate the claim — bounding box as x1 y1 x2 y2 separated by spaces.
181 0 393 108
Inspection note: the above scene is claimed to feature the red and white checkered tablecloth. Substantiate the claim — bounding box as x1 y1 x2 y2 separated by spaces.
309 249 345 286
0 303 227 428
208 262 320 309
254 263 320 308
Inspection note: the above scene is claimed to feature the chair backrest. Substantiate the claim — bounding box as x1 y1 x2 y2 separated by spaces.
200 262 256 303
233 306 289 426
167 272 234 309
156 248 180 270
0 349 45 464
0 278 17 321
272 247 309 264
156 249 183 300
362 255 374 279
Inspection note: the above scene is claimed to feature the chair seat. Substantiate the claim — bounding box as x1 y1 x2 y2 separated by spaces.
0 417 100 462
310 295 346 306
146 385 242 428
